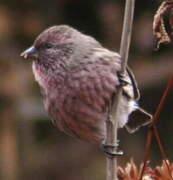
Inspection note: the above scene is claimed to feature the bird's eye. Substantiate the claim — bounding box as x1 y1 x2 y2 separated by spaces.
44 43 53 49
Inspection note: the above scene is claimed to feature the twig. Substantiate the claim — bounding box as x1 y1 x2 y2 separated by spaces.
153 126 173 180
105 0 135 180
139 75 173 180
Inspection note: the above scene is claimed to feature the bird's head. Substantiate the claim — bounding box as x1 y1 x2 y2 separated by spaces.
21 25 76 67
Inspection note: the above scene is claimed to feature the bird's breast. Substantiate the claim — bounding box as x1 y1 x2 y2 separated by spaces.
32 62 48 89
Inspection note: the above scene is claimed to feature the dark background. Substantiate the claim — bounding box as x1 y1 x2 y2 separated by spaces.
0 0 173 180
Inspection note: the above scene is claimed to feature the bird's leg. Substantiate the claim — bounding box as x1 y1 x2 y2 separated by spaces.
117 72 130 87
101 142 123 158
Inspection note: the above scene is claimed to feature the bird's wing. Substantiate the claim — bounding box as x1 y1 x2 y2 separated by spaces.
66 62 120 113
92 48 139 100
126 66 140 100
58 62 120 142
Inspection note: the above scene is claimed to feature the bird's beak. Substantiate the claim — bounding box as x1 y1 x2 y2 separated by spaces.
20 46 38 59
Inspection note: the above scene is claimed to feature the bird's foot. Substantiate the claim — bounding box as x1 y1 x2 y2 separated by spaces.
101 143 123 158
117 73 130 87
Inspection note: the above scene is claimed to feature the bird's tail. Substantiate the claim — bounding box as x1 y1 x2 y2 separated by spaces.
125 108 152 133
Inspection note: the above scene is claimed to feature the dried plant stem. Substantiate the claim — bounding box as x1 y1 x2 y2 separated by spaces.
105 0 135 180
139 75 173 180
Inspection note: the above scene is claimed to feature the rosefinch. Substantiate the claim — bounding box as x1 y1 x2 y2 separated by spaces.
21 25 152 144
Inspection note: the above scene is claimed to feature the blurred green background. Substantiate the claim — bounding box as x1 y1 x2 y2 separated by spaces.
0 0 173 179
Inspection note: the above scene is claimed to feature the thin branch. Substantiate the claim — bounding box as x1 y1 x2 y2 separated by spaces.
105 0 135 180
153 126 173 180
138 128 153 180
139 75 173 180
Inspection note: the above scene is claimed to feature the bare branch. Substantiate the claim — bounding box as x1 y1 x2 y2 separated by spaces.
139 75 173 180
105 0 135 180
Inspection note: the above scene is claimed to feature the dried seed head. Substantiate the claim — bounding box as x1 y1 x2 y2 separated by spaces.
153 0 173 49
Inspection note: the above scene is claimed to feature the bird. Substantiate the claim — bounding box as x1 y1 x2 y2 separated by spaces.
21 25 152 145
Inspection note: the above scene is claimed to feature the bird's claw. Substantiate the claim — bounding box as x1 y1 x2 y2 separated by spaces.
117 73 129 87
101 143 123 158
